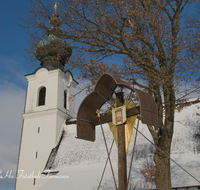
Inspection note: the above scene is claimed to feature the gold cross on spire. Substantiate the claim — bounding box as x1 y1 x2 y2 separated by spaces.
54 1 58 13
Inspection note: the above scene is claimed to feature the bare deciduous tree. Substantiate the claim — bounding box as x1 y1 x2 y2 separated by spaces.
18 0 200 189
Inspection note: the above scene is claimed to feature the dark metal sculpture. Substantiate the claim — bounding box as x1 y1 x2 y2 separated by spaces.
77 72 159 141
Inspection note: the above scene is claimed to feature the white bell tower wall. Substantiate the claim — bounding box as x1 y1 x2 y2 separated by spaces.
15 68 78 190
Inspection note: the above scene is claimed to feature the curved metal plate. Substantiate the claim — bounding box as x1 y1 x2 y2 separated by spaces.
76 72 158 141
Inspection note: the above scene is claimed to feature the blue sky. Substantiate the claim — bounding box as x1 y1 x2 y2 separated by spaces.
0 1 42 190
0 0 37 89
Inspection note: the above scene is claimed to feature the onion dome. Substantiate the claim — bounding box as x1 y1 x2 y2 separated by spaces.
35 2 72 71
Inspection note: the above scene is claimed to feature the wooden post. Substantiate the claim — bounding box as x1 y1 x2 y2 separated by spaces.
118 123 127 190
116 92 127 190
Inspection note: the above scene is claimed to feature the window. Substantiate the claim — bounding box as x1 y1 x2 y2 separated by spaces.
33 178 36 185
36 151 38 158
64 90 67 109
38 127 40 133
38 87 46 106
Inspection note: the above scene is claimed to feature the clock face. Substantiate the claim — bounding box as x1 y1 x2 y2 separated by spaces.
36 68 48 83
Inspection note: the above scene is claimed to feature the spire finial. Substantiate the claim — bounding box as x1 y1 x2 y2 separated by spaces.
54 1 58 13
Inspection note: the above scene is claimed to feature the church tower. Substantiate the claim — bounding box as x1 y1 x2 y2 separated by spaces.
15 3 78 190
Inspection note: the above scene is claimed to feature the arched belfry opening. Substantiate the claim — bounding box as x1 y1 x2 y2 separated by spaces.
38 87 46 106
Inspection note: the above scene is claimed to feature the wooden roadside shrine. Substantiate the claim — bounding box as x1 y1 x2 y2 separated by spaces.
76 73 159 190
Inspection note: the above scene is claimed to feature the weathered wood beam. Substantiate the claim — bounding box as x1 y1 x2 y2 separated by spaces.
116 93 127 190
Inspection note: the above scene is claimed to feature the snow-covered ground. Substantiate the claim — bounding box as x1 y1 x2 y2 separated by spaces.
38 98 200 190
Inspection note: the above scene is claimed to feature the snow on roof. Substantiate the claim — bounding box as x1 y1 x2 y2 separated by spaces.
52 123 118 168
39 99 200 190
45 119 155 169
40 120 154 190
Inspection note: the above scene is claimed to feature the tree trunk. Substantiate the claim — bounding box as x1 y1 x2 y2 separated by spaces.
151 82 175 190
154 123 173 190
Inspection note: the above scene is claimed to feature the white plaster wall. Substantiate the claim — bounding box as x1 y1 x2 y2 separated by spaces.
55 111 68 144
25 68 77 117
16 113 57 190
15 68 77 190
58 70 77 118
25 68 59 113
68 81 77 117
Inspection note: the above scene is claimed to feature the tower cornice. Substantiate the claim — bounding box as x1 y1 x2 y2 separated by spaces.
23 108 68 119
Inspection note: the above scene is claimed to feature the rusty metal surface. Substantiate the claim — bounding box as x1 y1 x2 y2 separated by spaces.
76 72 159 141
134 89 158 125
